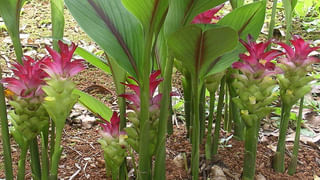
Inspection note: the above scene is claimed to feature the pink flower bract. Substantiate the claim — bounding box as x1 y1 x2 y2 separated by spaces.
120 70 164 112
42 41 85 79
232 35 283 79
1 56 48 99
191 4 224 24
99 112 124 139
277 35 320 68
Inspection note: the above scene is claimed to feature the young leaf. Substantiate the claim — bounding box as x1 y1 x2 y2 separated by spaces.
73 89 112 121
65 0 144 78
207 1 266 76
168 25 237 78
0 0 26 63
122 0 169 32
51 0 65 50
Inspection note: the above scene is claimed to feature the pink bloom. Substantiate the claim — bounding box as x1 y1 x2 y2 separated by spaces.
1 56 48 99
42 41 85 79
277 35 320 68
120 70 164 112
191 4 224 24
99 112 125 139
232 35 283 79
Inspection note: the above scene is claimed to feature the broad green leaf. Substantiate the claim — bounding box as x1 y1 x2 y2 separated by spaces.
229 0 245 9
0 0 26 63
168 25 237 78
74 47 111 74
73 89 112 121
291 0 298 10
164 0 227 35
207 1 266 76
51 0 65 51
65 0 144 78
122 0 169 32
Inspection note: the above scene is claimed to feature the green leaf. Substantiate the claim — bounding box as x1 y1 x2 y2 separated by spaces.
229 0 245 9
73 89 112 121
65 0 144 78
122 0 169 32
207 1 266 76
0 0 26 63
168 25 237 78
74 46 111 74
164 0 227 35
51 0 65 50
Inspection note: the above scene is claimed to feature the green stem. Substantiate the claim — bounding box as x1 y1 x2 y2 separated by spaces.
267 0 278 50
229 83 244 140
138 26 153 180
205 92 215 160
183 74 192 138
30 137 42 180
288 97 304 175
273 104 293 172
283 0 293 44
17 144 29 180
242 117 260 180
50 127 63 179
41 132 49 180
212 77 226 155
224 84 230 131
119 96 127 130
191 76 200 180
167 97 173 135
154 56 174 180
0 67 13 180
199 85 206 141
11 32 23 64
50 119 55 161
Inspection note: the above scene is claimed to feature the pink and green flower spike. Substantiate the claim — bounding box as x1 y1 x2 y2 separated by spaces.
41 41 85 178
42 41 85 79
232 35 283 79
98 112 127 179
42 41 85 128
231 35 280 180
1 56 49 141
277 35 320 69
273 36 320 173
120 70 163 113
276 36 320 106
1 56 48 101
99 112 126 140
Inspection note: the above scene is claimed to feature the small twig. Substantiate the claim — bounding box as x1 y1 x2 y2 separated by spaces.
67 146 82 156
83 162 88 178
173 114 179 128
69 163 81 180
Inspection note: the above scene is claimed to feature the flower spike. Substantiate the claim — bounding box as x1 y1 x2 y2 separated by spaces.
232 35 283 79
42 40 85 78
277 35 320 67
1 56 48 99
99 112 125 140
120 70 163 112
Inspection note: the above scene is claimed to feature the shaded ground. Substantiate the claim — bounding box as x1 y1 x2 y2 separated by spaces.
0 0 320 179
